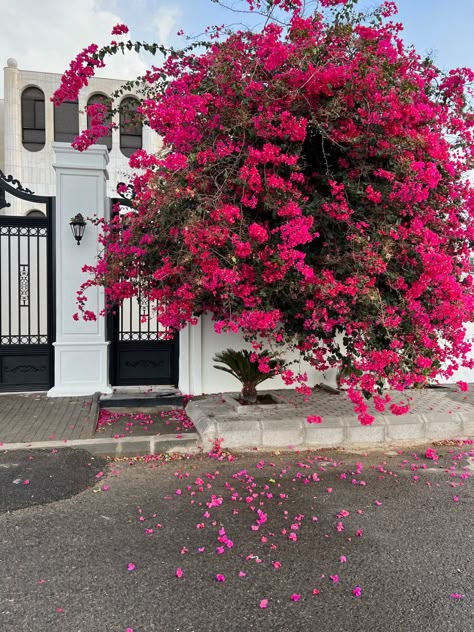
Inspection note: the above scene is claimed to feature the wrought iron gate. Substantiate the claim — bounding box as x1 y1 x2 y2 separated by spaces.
108 193 179 387
0 171 55 392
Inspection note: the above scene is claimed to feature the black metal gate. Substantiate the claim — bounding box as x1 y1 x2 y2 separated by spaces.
108 194 179 387
0 171 55 392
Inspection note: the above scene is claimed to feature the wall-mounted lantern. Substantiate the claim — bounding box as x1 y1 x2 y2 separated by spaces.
69 213 87 245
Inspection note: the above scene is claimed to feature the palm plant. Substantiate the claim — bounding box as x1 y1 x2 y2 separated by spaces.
213 348 283 404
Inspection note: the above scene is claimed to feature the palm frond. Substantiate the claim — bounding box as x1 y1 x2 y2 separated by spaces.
213 348 283 388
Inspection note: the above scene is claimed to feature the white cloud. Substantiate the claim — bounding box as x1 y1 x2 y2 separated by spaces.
0 0 149 97
151 6 183 47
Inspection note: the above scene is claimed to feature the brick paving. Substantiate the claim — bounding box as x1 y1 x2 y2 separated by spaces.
0 393 98 444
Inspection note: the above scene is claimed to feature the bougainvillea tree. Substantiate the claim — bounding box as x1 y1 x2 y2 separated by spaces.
54 0 474 424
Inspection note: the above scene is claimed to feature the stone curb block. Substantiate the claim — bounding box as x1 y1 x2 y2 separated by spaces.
422 413 463 440
344 417 387 445
88 392 101 438
186 401 216 446
260 417 304 448
217 418 263 449
458 413 474 437
0 433 200 457
385 418 425 442
304 417 347 446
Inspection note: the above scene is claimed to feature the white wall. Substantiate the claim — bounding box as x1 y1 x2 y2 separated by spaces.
180 314 329 395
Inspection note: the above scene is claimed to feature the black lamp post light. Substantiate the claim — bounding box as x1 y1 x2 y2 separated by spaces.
69 213 87 245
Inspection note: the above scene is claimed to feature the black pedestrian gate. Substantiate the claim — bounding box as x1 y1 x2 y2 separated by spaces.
0 170 55 392
108 193 179 387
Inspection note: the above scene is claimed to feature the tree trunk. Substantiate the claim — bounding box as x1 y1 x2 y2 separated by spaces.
240 383 258 404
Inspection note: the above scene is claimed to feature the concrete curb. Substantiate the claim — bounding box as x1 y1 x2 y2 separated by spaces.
186 399 473 450
0 433 201 457
88 392 101 438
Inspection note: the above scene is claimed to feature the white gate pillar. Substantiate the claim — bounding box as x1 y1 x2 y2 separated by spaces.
48 143 112 397
179 319 203 396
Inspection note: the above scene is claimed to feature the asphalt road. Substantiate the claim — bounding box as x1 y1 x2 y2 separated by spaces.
0 448 107 513
0 444 472 632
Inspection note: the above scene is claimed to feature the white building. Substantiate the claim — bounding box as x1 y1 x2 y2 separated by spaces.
0 58 159 216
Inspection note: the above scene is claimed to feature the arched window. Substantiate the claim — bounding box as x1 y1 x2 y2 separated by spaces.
120 97 142 157
54 99 79 142
26 209 45 217
87 93 112 150
21 87 45 152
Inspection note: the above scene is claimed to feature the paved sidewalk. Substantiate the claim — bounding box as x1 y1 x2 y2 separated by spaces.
0 386 473 456
0 393 99 444
0 392 198 457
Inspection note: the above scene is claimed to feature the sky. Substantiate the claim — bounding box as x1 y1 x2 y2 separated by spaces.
0 0 473 98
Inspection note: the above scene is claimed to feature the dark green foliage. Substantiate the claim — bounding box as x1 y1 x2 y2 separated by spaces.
213 348 283 403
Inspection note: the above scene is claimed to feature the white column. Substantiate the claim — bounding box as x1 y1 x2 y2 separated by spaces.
48 143 112 396
3 59 22 215
178 319 203 395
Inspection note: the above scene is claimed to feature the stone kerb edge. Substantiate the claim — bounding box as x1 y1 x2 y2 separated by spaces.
185 396 474 451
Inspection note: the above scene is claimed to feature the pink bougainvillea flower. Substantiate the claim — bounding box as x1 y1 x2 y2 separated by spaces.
239 571 247 577
290 593 301 602
457 381 469 392
260 599 268 608
307 415 322 424
450 593 464 600
312 588 320 595
453 496 460 502
215 574 226 582
330 575 339 584
425 448 439 461
56 608 64 613
273 561 282 569
353 586 362 598
339 556 347 563
111 23 129 35
102 485 109 491
374 500 383 506
127 563 135 572
23 479 30 485
176 568 183 578
356 529 363 537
